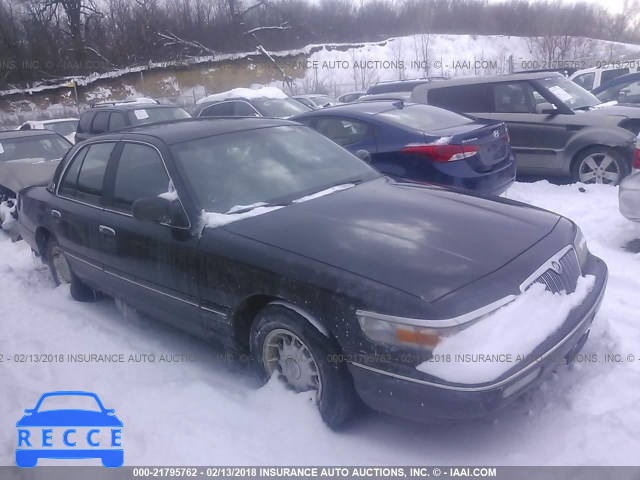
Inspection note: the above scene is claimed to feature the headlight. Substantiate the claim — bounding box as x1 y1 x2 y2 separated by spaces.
356 300 512 352
573 227 589 268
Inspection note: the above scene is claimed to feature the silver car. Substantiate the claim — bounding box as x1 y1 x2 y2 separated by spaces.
619 171 640 222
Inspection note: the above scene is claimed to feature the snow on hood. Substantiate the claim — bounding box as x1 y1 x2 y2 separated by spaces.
416 274 595 384
196 87 288 105
202 205 284 228
201 184 355 229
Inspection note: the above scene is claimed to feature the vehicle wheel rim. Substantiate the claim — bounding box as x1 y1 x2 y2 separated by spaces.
51 246 71 284
578 153 620 185
263 329 323 401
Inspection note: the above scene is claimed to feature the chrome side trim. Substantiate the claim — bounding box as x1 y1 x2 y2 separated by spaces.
64 252 101 270
201 305 228 317
102 268 199 307
269 300 330 337
518 245 576 292
351 281 602 393
356 294 516 328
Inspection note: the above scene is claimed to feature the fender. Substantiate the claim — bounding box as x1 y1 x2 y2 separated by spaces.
268 300 331 337
564 125 636 167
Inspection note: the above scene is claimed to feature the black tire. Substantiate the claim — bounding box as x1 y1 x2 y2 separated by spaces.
250 305 361 430
45 237 99 302
572 147 628 185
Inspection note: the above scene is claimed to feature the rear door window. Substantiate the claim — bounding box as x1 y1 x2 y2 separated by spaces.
314 118 373 146
233 102 260 117
427 84 494 112
91 112 110 134
61 142 115 205
108 112 126 131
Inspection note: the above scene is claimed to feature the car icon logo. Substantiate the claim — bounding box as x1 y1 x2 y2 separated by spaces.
551 261 563 275
15 391 123 468
492 130 500 139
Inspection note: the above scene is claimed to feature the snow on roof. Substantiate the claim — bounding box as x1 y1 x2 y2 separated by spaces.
196 87 288 105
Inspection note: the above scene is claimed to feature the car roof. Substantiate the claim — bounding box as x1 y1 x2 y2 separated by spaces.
0 129 62 140
592 71 640 93
40 118 78 123
291 100 427 120
85 103 180 112
97 117 299 145
294 94 331 98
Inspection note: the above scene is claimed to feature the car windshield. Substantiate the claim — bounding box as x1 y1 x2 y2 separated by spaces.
252 98 311 118
170 125 379 213
46 120 78 136
537 76 601 110
37 394 102 412
0 135 71 162
127 107 191 125
377 104 473 131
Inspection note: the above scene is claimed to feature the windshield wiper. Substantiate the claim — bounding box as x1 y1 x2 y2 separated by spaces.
227 202 290 215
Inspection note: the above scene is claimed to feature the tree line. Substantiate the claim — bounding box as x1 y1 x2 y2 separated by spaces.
1 0 639 89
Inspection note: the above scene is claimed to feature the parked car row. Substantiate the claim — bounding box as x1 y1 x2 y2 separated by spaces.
3 71 639 429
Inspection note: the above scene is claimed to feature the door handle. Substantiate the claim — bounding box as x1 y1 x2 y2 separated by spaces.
51 210 61 220
99 225 116 236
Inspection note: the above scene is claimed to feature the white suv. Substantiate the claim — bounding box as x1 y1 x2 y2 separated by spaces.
570 65 640 91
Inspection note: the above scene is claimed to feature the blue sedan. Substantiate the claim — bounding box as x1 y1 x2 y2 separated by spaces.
291 101 516 195
592 72 640 104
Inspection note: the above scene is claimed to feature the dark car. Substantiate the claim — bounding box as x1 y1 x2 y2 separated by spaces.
338 91 365 103
75 101 191 143
292 101 516 195
592 72 640 104
411 72 640 185
15 391 123 468
194 93 311 119
18 118 607 429
0 130 71 234
366 78 446 95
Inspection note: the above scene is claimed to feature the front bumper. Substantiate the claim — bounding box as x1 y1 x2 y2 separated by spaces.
619 172 640 222
348 254 608 421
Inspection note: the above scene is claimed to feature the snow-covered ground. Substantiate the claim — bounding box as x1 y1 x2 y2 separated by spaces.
1 181 640 466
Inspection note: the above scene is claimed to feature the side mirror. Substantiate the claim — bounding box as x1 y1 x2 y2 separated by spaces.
536 102 558 115
132 196 171 224
356 149 371 163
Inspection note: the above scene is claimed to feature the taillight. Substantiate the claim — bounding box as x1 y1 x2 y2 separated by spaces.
401 144 480 162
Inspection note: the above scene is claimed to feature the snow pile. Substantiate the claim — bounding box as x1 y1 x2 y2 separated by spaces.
417 275 595 384
196 87 288 105
1 180 640 465
292 184 354 203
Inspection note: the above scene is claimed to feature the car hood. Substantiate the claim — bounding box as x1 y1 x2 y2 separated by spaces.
16 410 123 427
222 178 560 302
581 103 640 119
0 158 60 194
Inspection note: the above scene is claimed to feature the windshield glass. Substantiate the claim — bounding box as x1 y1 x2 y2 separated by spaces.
37 394 102 412
46 120 78 136
252 98 311 118
537 76 601 110
127 107 191 125
170 125 379 213
0 135 71 162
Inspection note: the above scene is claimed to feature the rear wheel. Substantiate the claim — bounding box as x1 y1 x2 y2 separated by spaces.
250 305 360 430
572 147 627 185
45 237 99 302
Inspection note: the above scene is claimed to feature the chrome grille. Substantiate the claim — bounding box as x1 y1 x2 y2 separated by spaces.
530 249 581 294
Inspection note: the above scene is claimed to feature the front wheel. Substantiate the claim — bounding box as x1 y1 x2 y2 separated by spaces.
45 237 99 302
249 305 360 430
572 147 627 185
